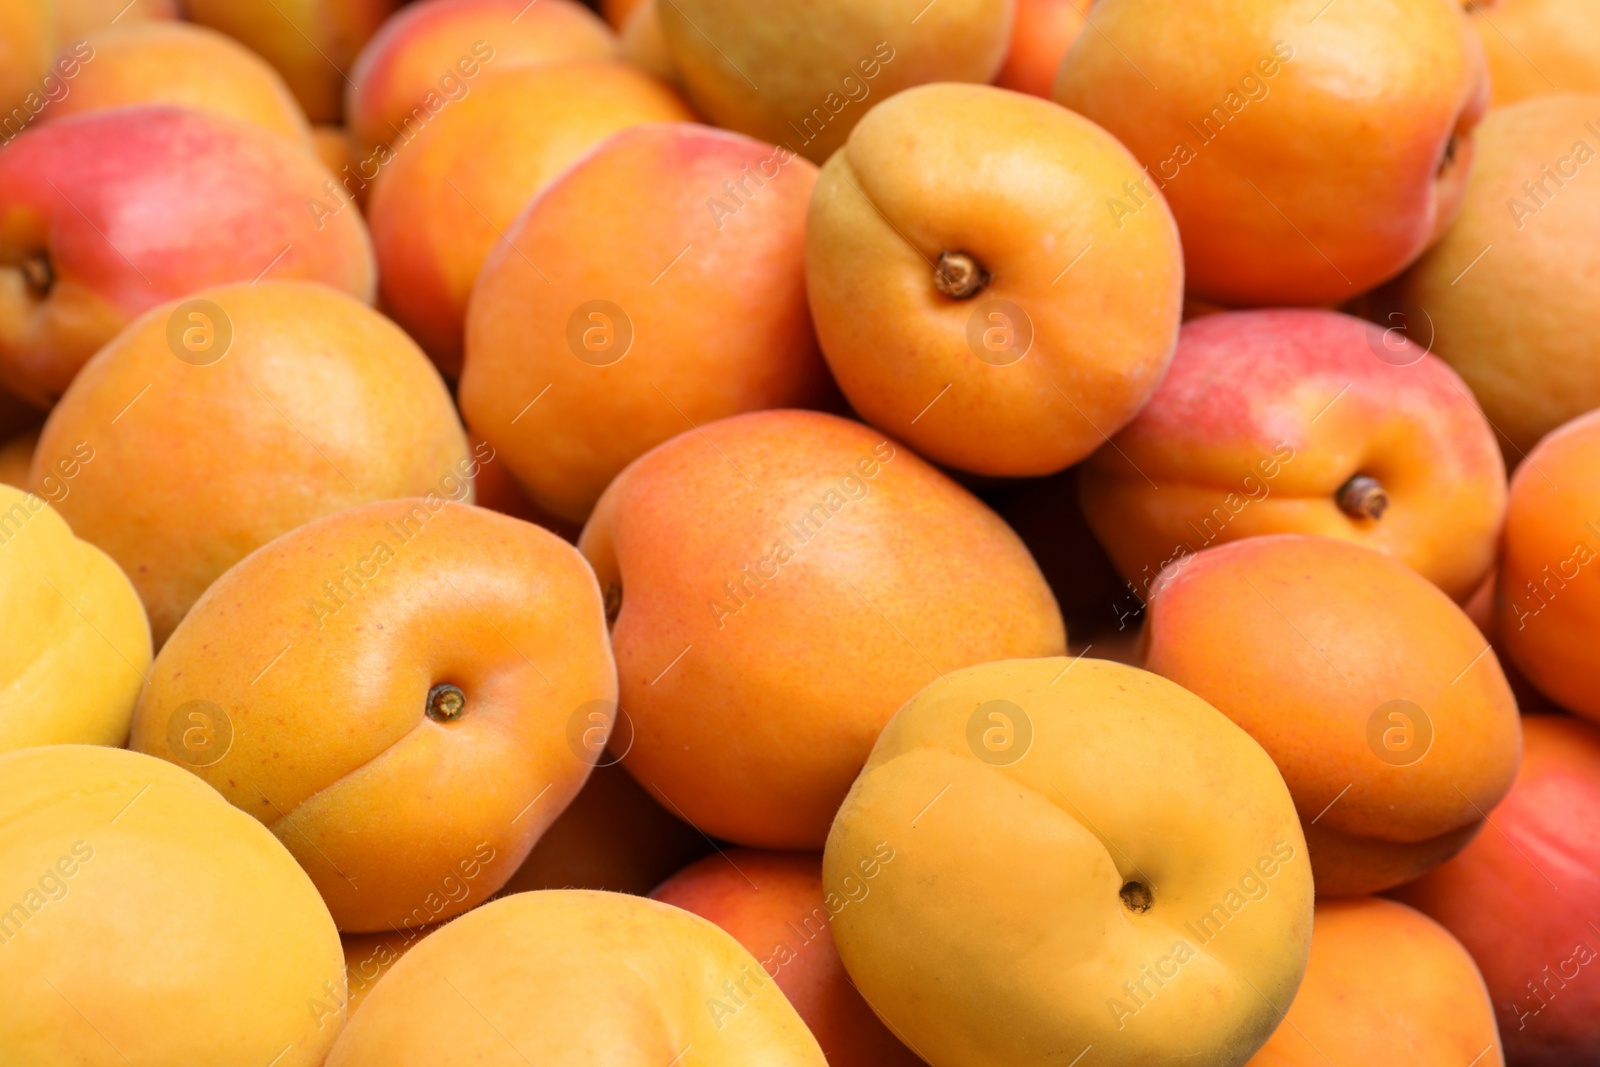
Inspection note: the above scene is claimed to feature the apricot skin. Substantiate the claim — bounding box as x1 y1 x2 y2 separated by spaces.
1244 899 1502 1067
1143 535 1522 896
580 410 1065 848
1495 408 1600 722
1055 0 1487 307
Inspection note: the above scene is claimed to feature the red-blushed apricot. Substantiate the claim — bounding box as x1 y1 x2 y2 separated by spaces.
1244 898 1502 1067
825 656 1312 1067
1055 0 1487 306
806 83 1183 477
30 281 469 644
0 107 375 407
580 410 1065 847
0 745 345 1065
658 0 1012 164
184 0 400 123
1079 309 1507 603
1383 94 1600 458
325 890 828 1065
1144 535 1522 895
462 122 834 525
346 0 617 151
40 22 313 143
1474 0 1600 105
499 762 710 897
1495 409 1600 721
366 61 692 377
128 499 616 932
1391 714 1600 1067
653 850 924 1067
994 0 1086 98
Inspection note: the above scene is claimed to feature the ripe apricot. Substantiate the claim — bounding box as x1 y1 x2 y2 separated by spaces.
0 483 150 751
1143 535 1522 895
325 890 828 1065
1495 408 1600 721
1473 0 1600 105
1384 94 1600 458
825 656 1313 1066
806 83 1183 477
0 745 344 1066
366 61 692 377
1079 309 1507 603
580 410 1064 847
1055 0 1487 306
31 281 469 644
462 122 833 525
130 499 617 932
1245 899 1501 1066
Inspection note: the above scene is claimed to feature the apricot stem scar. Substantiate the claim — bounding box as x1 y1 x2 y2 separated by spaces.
21 254 52 297
426 683 467 722
1120 881 1153 913
1336 474 1389 521
933 251 989 299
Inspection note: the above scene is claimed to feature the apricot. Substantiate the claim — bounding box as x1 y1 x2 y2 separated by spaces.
326 890 827 1064
825 656 1312 1066
1496 408 1600 721
1055 0 1487 307
0 106 375 407
619 0 679 87
1245 898 1501 1066
602 0 647 30
653 849 923 1067
1391 714 1600 1067
581 410 1065 847
347 0 617 151
31 281 469 644
1383 94 1600 458
462 122 833 524
994 0 1087 98
499 762 710 897
184 0 400 123
0 483 150 751
366 61 692 376
1079 309 1507 603
127 495 614 932
1474 0 1600 105
659 0 1011 164
54 0 179 39
806 83 1183 477
40 22 313 142
0 745 344 1065
1144 535 1521 895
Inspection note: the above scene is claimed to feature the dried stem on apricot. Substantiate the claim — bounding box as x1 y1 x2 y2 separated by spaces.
1120 881 1154 913
1337 474 1389 521
933 251 989 299
21 254 52 298
426 683 467 722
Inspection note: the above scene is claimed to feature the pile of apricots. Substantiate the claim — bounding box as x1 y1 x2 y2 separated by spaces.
3 0 1599 1064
